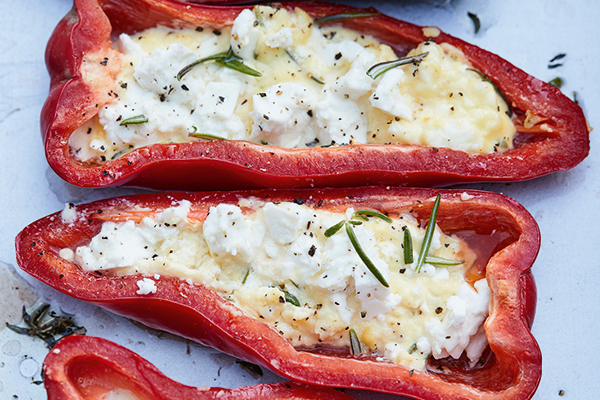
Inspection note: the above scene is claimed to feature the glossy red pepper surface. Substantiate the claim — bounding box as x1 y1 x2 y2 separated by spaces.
18 187 541 399
42 0 589 190
44 335 352 399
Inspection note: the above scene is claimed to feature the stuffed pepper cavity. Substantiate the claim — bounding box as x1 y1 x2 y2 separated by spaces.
44 335 353 399
43 0 589 189
17 187 541 399
70 5 515 162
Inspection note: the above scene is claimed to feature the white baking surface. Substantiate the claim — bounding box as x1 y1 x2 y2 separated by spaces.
0 0 598 399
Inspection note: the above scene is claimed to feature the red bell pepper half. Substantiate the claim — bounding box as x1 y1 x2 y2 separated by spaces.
17 187 541 399
44 334 352 399
42 0 589 190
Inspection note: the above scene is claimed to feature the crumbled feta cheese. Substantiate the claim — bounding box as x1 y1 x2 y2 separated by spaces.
70 5 515 162
231 9 260 59
202 204 265 262
73 199 484 371
136 278 157 295
250 83 317 147
265 27 293 48
61 203 77 223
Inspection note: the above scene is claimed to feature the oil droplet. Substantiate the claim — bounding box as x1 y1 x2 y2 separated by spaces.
19 358 39 378
2 340 21 356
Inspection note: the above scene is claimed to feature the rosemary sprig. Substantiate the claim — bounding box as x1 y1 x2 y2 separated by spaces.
324 210 392 287
366 52 429 80
403 228 413 264
345 222 389 287
349 328 362 355
6 304 86 349
415 194 441 273
242 269 250 284
353 209 392 223
177 47 261 81
424 255 463 266
324 220 345 237
119 114 148 126
189 132 227 141
314 11 379 24
467 68 512 117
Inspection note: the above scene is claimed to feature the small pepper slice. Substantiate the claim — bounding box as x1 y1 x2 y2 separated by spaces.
43 335 353 400
17 186 542 400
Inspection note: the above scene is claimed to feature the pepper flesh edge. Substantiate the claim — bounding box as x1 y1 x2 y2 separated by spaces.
43 335 353 400
41 0 590 190
17 187 542 400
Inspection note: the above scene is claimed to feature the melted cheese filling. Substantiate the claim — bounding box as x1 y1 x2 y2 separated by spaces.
70 6 515 162
67 200 490 371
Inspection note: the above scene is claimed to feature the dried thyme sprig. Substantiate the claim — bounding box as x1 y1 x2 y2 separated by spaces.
6 304 86 349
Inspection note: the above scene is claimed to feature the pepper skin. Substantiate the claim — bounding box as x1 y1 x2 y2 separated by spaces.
44 335 353 400
17 187 541 399
42 0 589 190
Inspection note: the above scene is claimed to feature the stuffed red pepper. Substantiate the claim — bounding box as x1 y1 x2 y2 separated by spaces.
42 0 589 190
17 187 541 399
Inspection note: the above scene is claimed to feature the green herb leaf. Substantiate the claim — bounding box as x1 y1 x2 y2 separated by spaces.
351 213 369 222
415 194 441 273
242 269 250 284
349 328 362 355
189 132 227 141
548 77 563 88
424 255 463 266
408 343 418 354
345 222 389 287
467 12 481 34
403 229 413 264
367 52 429 80
324 220 345 237
467 68 512 117
313 11 379 24
119 114 148 126
177 47 261 80
282 289 301 307
353 209 392 223
347 220 363 226
216 58 262 77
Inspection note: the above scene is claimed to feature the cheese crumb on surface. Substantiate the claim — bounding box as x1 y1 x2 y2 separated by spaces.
70 5 515 162
61 203 77 223
136 278 157 295
71 200 489 371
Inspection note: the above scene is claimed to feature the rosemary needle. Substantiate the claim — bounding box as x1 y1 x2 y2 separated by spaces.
403 228 414 264
350 328 362 355
353 209 392 223
415 194 441 273
313 11 379 24
345 222 389 287
367 52 429 80
119 114 148 125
